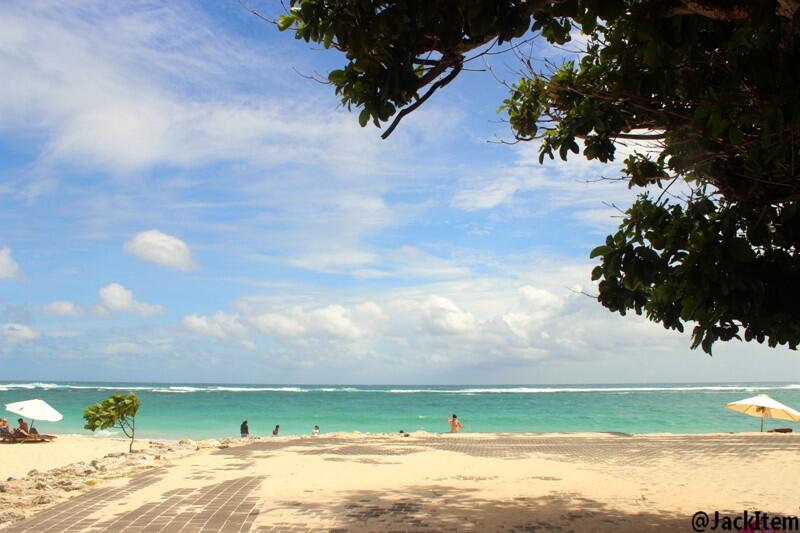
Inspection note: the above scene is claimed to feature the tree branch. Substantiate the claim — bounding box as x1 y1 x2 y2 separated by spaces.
666 1 750 21
381 62 464 139
666 0 800 20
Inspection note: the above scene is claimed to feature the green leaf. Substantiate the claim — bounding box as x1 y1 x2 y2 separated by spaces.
589 245 611 258
358 108 370 127
277 15 294 32
728 126 743 146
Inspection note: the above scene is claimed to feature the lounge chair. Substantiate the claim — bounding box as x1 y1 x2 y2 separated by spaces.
767 428 793 433
0 430 56 443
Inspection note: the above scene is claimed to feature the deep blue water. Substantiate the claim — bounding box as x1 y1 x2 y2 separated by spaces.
1 382 798 439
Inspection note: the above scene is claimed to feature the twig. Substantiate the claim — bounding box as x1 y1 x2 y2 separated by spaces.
566 285 598 298
381 62 464 139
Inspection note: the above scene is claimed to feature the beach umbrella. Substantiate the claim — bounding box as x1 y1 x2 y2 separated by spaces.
5 398 63 429
726 394 800 432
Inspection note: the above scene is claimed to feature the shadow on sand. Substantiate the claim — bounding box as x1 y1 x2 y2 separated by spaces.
274 483 691 532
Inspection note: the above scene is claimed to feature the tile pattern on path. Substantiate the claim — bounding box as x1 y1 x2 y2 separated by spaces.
3 474 263 533
5 434 798 532
3 470 164 533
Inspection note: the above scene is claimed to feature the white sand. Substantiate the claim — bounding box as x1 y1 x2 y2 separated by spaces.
0 435 137 478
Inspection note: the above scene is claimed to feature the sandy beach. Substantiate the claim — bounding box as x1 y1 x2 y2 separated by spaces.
0 435 134 479
2 431 800 531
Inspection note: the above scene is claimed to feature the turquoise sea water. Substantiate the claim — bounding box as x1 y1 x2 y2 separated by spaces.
1 382 799 439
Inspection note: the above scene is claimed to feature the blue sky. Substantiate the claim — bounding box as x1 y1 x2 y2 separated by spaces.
0 0 797 385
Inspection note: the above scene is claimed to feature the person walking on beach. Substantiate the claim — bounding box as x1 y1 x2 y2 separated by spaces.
447 414 463 433
272 425 280 437
240 420 249 438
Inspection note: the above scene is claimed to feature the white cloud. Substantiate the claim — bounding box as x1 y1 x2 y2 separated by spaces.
97 283 163 316
502 311 535 339
1 323 39 342
352 246 470 280
42 300 84 316
248 302 388 340
450 140 639 226
0 247 22 280
183 311 245 339
249 312 306 337
239 340 256 351
452 178 524 211
519 286 563 310
104 342 143 354
204 255 696 371
124 229 196 270
0 1 405 183
288 249 377 272
310 304 362 339
420 295 478 335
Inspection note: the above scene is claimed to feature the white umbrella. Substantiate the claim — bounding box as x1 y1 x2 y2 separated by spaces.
727 394 800 432
5 399 63 430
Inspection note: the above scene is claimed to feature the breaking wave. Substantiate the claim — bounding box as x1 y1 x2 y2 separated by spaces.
1 383 799 395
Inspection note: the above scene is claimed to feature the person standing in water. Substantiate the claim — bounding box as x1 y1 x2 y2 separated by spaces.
312 425 320 435
272 425 280 437
240 420 249 438
447 414 463 433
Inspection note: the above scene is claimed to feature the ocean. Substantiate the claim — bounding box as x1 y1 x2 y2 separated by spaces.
1 382 799 439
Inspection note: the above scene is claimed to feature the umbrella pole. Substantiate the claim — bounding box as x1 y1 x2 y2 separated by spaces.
760 414 764 432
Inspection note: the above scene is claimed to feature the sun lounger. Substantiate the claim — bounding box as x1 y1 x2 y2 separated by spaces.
768 428 793 433
0 431 57 443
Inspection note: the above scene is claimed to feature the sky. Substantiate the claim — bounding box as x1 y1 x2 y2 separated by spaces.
0 0 797 385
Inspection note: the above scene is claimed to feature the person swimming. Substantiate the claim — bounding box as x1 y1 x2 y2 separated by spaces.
447 414 463 433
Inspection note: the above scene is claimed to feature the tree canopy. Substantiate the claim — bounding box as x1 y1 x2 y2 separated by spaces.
83 392 141 452
272 0 800 354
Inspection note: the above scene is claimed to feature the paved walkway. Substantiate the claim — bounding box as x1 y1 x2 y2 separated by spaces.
5 434 798 532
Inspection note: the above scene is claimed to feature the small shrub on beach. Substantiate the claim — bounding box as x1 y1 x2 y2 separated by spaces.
83 393 141 452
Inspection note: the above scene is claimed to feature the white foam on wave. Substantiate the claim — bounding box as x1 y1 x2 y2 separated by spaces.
2 383 799 394
0 383 152 391
0 382 60 390
379 384 800 394
151 386 310 393
211 386 308 392
94 386 154 391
